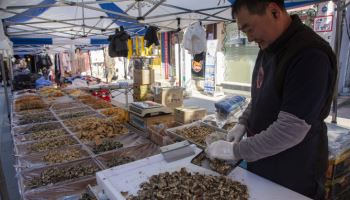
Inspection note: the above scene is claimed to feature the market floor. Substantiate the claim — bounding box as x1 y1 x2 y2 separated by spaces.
0 88 20 200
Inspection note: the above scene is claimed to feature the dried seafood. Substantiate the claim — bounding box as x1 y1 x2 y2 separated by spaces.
16 108 49 115
20 122 62 134
26 129 68 141
65 89 87 97
39 87 65 97
101 108 128 123
106 156 135 168
92 140 123 154
43 148 84 164
29 137 76 152
192 152 233 175
16 113 56 125
175 126 215 146
58 110 96 120
127 168 248 200
63 116 100 127
76 117 128 142
27 164 99 189
54 106 91 115
51 102 84 110
15 97 47 112
78 95 113 109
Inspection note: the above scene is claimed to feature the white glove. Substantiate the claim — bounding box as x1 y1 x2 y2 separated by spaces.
206 140 236 161
226 123 246 143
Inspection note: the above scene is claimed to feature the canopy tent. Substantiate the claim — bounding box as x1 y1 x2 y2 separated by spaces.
0 0 320 39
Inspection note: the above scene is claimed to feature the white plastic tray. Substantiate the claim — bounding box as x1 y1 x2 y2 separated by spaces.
96 145 311 200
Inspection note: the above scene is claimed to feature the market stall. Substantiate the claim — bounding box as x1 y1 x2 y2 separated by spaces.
1 0 350 199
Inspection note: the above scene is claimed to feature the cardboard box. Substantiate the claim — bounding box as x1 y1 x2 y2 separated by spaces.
134 69 151 85
129 112 174 132
175 106 207 124
148 123 179 146
327 150 350 180
154 87 183 109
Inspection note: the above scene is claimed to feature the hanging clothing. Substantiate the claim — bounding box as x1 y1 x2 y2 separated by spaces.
144 26 160 47
108 29 130 58
36 54 52 69
183 21 207 55
59 52 72 73
73 52 86 75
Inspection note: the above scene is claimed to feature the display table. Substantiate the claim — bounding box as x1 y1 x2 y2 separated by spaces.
96 145 311 200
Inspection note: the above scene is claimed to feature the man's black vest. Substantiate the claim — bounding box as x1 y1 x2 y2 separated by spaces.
247 15 337 199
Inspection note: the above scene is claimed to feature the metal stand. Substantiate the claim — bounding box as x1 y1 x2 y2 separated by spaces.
0 54 11 119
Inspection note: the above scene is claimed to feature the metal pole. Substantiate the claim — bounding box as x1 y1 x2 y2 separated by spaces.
0 54 11 119
8 57 14 91
177 33 181 87
124 57 128 107
332 0 345 123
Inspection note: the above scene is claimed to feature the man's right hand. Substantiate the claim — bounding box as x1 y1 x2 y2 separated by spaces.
226 123 246 143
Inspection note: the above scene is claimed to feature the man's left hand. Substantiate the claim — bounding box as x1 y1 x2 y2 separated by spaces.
206 140 236 161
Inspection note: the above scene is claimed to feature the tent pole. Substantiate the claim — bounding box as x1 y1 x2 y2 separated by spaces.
177 33 181 87
124 57 128 107
8 57 14 91
0 54 11 119
332 0 345 123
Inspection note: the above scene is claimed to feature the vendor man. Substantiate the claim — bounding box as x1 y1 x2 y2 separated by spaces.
206 0 337 199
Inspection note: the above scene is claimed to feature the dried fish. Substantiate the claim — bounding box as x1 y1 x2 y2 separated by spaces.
106 156 135 168
75 117 128 142
92 140 123 154
58 110 96 120
27 164 99 189
43 148 83 164
28 129 68 141
127 168 249 200
16 122 62 135
16 112 56 125
176 126 215 146
101 108 128 123
29 137 76 152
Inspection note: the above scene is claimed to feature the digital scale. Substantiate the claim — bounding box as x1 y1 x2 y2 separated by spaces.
129 101 172 117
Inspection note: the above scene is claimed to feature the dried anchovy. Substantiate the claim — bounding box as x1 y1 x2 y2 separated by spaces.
28 129 68 141
58 110 96 120
27 164 99 189
43 149 83 164
127 168 249 200
17 113 56 125
92 140 123 154
192 153 233 175
52 102 84 110
63 116 99 128
29 137 76 152
19 123 62 134
55 106 91 115
175 126 215 146
106 156 135 168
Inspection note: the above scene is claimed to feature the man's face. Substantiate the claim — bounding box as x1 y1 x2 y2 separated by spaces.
235 6 277 49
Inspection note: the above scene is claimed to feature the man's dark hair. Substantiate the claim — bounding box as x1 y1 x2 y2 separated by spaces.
232 0 285 18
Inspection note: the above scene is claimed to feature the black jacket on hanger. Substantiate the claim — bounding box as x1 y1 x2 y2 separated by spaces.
108 28 130 58
144 26 160 47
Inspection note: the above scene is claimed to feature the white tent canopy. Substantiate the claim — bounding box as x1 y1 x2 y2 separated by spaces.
0 0 319 39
